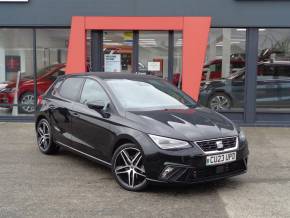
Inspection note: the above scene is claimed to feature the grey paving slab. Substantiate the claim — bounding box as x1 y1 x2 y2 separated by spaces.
0 123 289 218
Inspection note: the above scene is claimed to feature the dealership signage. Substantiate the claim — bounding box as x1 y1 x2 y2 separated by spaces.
104 54 121 72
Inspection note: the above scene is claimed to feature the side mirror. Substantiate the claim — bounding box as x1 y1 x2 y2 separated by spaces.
87 101 110 118
87 101 105 110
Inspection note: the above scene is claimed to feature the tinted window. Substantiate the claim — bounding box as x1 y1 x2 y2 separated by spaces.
80 79 110 104
258 64 290 79
276 65 290 78
59 77 84 101
259 65 275 78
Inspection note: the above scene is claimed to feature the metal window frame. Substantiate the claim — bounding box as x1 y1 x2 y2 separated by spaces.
244 28 258 123
91 30 103 71
168 30 174 82
132 30 139 74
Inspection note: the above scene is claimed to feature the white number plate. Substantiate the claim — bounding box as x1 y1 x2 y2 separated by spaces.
206 152 236 166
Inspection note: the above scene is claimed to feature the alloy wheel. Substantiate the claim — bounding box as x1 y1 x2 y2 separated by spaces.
20 93 35 113
209 95 231 111
114 147 147 189
37 120 50 152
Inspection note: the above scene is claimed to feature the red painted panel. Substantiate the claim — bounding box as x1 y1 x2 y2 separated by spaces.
66 16 86 74
66 16 211 100
85 17 184 30
182 17 211 100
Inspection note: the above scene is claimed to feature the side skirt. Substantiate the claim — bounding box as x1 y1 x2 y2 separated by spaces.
56 141 112 168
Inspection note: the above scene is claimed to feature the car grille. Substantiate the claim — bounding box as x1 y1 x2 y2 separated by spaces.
195 137 237 152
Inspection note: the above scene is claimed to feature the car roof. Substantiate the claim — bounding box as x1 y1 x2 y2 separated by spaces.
65 72 162 80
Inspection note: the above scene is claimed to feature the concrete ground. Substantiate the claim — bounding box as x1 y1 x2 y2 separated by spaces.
0 123 289 218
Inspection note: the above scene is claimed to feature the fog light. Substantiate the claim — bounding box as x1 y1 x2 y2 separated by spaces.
161 166 175 179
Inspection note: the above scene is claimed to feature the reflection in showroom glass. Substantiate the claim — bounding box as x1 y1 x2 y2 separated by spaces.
198 28 246 112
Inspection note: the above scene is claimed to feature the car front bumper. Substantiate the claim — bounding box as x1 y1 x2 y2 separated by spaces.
142 138 249 184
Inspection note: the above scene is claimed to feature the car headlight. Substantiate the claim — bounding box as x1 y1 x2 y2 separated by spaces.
239 129 246 142
0 87 15 93
149 134 191 150
0 84 8 92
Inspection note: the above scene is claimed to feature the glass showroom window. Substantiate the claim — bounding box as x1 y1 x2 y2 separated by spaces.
257 29 290 111
102 31 133 73
0 29 33 116
139 31 169 79
34 29 69 114
199 28 246 112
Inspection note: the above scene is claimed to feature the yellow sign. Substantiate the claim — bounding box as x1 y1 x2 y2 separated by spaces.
123 32 133 41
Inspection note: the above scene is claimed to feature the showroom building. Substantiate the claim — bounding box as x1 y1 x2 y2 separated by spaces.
1 0 290 126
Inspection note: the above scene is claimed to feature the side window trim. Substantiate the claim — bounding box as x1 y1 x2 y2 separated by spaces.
51 77 65 97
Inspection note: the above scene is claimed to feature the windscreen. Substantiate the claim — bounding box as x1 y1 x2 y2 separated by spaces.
105 78 197 111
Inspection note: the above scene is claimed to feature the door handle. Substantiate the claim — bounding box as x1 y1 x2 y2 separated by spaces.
72 112 80 117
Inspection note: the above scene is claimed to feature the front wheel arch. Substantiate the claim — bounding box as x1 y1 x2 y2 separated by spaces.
111 134 144 157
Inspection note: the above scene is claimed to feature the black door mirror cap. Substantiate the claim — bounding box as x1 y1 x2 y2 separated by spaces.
87 102 104 110
87 101 110 118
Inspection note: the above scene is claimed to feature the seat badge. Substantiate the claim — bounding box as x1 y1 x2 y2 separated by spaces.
216 141 224 149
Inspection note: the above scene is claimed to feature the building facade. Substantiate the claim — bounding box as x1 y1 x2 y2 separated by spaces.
1 0 290 125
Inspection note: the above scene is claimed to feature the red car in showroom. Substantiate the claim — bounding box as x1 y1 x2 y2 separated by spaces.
0 63 65 113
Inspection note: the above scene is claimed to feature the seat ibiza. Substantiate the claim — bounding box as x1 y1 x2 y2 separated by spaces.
35 73 249 191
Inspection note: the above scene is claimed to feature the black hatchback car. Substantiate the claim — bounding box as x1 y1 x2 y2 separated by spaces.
35 73 249 191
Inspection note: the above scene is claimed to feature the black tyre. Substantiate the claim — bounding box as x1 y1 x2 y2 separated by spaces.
112 143 148 191
208 93 232 111
19 92 35 114
36 118 59 154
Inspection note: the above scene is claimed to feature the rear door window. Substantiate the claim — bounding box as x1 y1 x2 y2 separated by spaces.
59 77 84 101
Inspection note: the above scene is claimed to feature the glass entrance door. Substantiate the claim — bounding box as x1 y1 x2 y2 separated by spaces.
102 31 133 73
138 31 169 79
